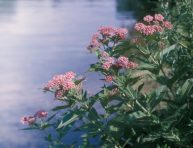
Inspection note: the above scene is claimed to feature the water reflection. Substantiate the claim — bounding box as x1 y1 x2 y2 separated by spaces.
0 0 17 22
116 0 156 20
0 0 136 147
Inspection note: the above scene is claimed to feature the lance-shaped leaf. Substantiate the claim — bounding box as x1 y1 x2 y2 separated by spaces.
177 79 193 100
160 44 176 59
57 113 79 129
138 62 159 74
52 105 68 111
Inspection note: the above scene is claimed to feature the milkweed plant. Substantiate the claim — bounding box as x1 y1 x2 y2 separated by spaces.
21 0 193 147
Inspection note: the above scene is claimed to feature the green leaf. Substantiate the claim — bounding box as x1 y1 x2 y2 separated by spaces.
95 50 100 57
57 114 79 129
74 77 86 85
21 127 39 130
139 62 159 74
179 40 188 48
160 44 176 59
178 79 193 99
41 123 51 130
88 63 103 72
46 113 57 122
52 105 68 111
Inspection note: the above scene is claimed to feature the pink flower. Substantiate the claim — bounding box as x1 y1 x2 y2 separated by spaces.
102 62 111 71
62 80 76 91
153 25 163 32
116 56 129 68
134 23 146 33
115 28 128 39
64 71 76 80
87 26 129 50
97 26 128 39
162 21 173 29
45 74 64 89
92 32 100 40
98 26 115 37
87 32 101 50
20 116 36 125
134 14 172 36
20 116 29 124
116 56 138 69
143 15 154 22
154 14 164 22
105 75 114 83
143 25 156 35
102 57 115 71
87 39 101 50
34 110 48 118
105 57 115 64
45 72 77 91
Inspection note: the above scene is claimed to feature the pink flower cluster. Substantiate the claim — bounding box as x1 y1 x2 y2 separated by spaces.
98 26 115 37
116 56 129 68
45 71 76 91
116 56 138 69
34 110 48 118
105 75 114 83
115 28 128 39
101 55 138 71
154 14 164 22
102 57 115 71
135 14 173 35
87 26 128 50
21 110 48 125
20 116 36 125
98 26 128 39
87 33 101 49
143 15 154 22
162 21 173 30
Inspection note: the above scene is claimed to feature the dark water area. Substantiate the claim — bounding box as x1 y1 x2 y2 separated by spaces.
0 0 144 147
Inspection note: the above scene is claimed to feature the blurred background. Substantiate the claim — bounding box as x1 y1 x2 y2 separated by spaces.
0 0 154 147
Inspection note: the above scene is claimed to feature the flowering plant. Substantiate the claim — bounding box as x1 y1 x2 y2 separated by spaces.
21 1 193 147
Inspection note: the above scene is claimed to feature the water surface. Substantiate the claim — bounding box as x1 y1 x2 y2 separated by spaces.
0 0 136 147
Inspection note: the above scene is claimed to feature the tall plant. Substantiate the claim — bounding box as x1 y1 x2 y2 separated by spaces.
21 1 193 147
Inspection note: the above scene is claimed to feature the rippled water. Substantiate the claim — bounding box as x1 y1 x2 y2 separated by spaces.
0 0 136 147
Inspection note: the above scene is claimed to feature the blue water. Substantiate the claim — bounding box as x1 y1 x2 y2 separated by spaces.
0 0 136 147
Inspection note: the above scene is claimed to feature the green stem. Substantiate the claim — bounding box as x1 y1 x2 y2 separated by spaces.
135 100 148 114
121 137 131 148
